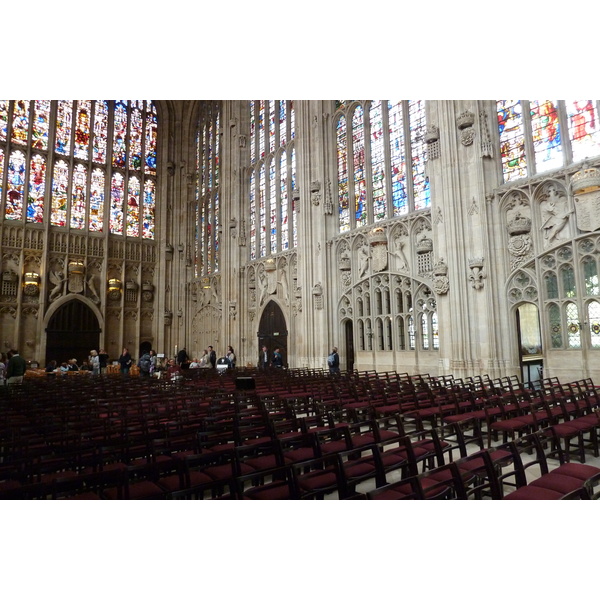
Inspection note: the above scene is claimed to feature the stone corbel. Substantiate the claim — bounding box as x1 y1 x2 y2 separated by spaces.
311 181 321 206
457 110 476 146
468 257 486 290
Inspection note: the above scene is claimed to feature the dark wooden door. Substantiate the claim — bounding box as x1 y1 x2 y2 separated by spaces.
257 300 288 367
46 300 100 366
345 320 355 373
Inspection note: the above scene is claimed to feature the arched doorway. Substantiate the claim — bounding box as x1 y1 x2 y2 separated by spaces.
516 302 543 388
257 300 288 367
46 299 101 366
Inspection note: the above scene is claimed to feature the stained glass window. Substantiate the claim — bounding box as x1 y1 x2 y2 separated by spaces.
51 160 69 227
549 303 562 349
589 301 600 348
566 302 581 348
566 100 600 162
389 101 407 216
497 100 526 182
336 101 428 232
409 100 430 211
93 101 109 164
70 164 87 229
55 100 73 155
129 106 143 170
259 164 266 258
11 101 30 145
110 172 125 234
291 147 297 248
498 100 600 182
248 100 296 259
370 101 387 222
530 100 562 172
32 101 50 151
27 154 46 223
0 101 8 141
0 149 4 202
337 115 350 232
584 256 599 296
73 101 91 160
1 100 157 238
352 105 367 228
269 159 277 253
89 168 105 232
126 176 141 237
6 150 26 220
196 102 221 275
280 151 288 251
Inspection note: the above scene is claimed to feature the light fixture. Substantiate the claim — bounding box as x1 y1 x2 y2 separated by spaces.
23 272 40 296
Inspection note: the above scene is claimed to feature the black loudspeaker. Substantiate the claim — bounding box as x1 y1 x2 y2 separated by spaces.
235 377 256 391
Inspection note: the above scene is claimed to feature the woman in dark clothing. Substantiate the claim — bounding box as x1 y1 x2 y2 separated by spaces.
118 347 132 377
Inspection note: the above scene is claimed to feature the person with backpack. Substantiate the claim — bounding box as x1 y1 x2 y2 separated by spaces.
138 351 152 377
327 346 340 375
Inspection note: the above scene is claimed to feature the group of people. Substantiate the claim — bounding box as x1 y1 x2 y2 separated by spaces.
174 345 237 371
259 345 284 370
1 343 342 386
0 350 27 385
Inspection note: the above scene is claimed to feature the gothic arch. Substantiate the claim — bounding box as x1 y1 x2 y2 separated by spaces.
44 296 103 366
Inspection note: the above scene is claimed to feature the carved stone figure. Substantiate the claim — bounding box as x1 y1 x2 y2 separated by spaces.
87 275 100 304
540 186 573 246
357 245 370 279
48 270 65 302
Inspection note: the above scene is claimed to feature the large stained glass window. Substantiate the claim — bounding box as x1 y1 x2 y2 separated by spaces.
336 100 430 233
497 100 600 183
248 100 296 260
0 100 157 239
196 102 221 275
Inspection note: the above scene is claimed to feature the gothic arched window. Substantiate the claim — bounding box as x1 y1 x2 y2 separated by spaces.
248 100 296 261
335 100 430 233
497 100 600 183
0 100 157 238
196 102 221 276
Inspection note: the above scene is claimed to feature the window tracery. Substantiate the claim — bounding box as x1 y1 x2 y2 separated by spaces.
0 100 157 238
497 100 600 183
335 100 430 233
248 101 296 260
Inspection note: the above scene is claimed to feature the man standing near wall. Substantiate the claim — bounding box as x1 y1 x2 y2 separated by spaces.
6 349 27 385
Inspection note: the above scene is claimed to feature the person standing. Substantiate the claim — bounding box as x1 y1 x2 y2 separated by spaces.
6 349 27 385
137 350 152 377
149 349 157 376
327 346 340 375
259 345 269 370
272 347 283 368
226 345 236 369
98 348 109 375
118 347 132 377
208 345 217 369
177 347 189 366
197 349 208 368
89 350 100 376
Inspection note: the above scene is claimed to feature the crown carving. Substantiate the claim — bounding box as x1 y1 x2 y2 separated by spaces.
456 110 475 130
432 259 448 277
416 236 433 254
369 227 387 245
424 125 440 144
571 165 600 194
468 257 484 269
2 271 17 282
507 213 532 235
